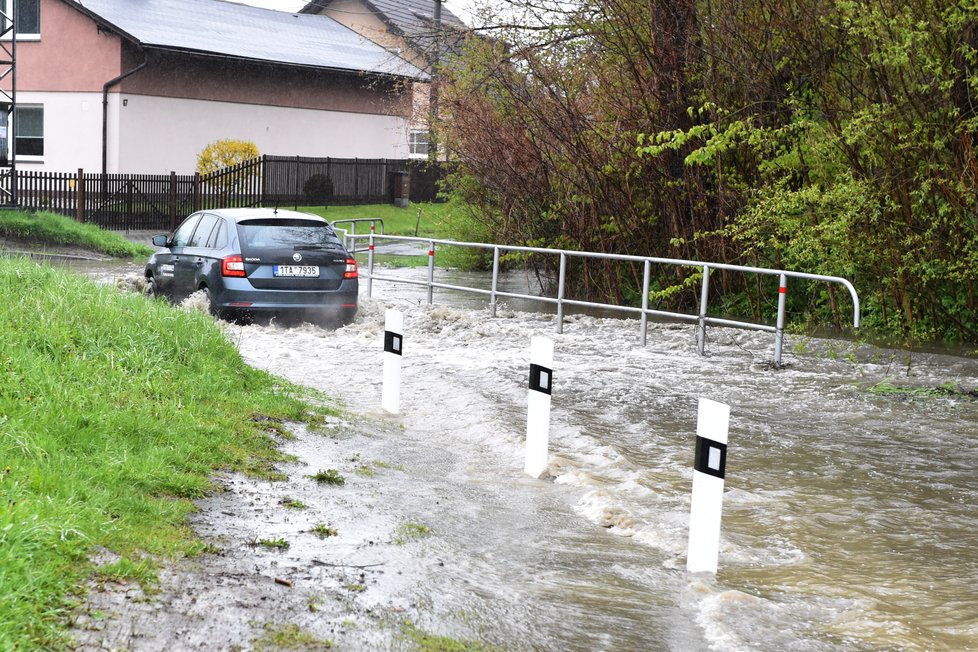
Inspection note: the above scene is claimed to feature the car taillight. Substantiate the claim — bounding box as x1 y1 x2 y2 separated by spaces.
344 257 358 279
222 254 246 277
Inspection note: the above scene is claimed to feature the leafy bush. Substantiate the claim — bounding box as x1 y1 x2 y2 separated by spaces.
303 174 334 204
196 139 260 175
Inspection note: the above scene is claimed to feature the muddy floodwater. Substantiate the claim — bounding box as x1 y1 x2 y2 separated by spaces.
79 263 978 650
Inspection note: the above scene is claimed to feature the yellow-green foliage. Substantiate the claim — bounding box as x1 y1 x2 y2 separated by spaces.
196 139 260 175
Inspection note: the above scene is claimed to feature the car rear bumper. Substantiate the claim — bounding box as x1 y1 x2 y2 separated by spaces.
215 278 358 312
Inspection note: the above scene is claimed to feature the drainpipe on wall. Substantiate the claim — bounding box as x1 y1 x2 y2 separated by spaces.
102 60 147 176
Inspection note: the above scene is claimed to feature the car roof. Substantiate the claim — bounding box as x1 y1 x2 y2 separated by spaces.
205 208 329 224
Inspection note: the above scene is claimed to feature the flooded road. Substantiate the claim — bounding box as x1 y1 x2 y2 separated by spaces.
86 262 978 650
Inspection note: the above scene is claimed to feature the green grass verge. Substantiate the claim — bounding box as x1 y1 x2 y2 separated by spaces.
295 203 493 270
0 259 323 647
295 202 455 239
0 209 153 258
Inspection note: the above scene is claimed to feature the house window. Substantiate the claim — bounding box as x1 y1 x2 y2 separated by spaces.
409 129 430 158
1 0 39 37
14 105 43 157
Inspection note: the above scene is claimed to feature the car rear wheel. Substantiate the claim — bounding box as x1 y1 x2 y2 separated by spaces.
144 276 159 299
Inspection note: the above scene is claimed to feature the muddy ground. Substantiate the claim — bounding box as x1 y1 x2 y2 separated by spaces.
69 416 472 651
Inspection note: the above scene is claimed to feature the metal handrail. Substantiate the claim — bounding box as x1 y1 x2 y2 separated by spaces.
352 233 860 365
330 218 384 253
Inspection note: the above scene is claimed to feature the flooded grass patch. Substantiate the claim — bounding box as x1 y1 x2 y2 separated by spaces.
0 259 321 647
395 522 433 544
310 523 339 539
252 622 332 651
869 380 978 399
310 469 346 485
252 537 291 550
400 620 492 652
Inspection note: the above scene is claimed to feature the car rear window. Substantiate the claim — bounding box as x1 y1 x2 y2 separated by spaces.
236 219 342 250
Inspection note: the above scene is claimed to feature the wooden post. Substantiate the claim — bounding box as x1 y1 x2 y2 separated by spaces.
193 171 201 212
169 171 177 231
294 155 300 211
76 168 86 223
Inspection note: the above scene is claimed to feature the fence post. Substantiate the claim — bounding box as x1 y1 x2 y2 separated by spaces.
355 158 360 199
193 172 201 212
294 155 300 210
260 155 267 207
76 168 85 224
169 171 177 231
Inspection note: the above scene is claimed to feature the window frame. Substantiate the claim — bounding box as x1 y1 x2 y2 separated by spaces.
13 104 43 161
409 129 430 159
1 0 40 39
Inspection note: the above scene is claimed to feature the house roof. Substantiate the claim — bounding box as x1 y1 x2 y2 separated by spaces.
299 0 467 38
69 0 426 80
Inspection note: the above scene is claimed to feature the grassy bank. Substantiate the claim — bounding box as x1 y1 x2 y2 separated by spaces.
0 209 152 258
0 259 321 647
296 202 456 239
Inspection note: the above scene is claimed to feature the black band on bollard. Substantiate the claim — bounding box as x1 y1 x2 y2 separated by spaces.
529 363 552 395
694 436 727 479
384 331 402 356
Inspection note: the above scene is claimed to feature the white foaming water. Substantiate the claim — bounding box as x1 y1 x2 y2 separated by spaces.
224 286 978 651
79 260 978 649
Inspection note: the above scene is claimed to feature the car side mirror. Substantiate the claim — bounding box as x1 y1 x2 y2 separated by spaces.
151 234 169 248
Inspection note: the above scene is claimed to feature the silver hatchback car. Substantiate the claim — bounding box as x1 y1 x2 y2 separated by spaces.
145 208 358 324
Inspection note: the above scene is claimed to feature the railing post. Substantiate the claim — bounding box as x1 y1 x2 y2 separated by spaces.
169 171 177 231
76 168 85 224
490 246 500 318
640 259 651 346
697 265 711 356
125 174 134 231
367 225 375 298
556 252 567 334
774 274 787 366
426 240 435 305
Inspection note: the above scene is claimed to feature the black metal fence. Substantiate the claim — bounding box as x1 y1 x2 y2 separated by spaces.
14 155 450 230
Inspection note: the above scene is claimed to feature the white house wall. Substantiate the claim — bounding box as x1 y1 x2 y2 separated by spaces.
117 94 412 174
15 91 105 174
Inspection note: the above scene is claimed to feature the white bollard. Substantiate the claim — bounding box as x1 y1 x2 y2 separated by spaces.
524 336 554 478
381 309 403 414
686 397 731 574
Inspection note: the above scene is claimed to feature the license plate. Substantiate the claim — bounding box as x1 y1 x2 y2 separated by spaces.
273 265 320 277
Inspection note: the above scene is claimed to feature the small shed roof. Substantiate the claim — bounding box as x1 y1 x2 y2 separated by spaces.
69 0 425 79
